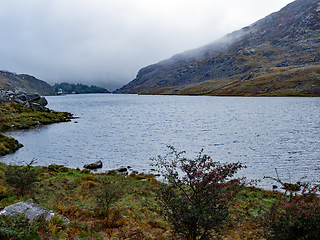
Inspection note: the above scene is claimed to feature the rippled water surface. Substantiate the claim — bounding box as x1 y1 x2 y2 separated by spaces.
1 94 319 189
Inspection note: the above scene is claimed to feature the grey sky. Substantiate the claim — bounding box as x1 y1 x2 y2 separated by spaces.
0 0 294 90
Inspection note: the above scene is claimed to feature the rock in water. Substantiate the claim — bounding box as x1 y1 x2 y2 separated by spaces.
83 160 103 169
117 167 127 172
0 199 69 223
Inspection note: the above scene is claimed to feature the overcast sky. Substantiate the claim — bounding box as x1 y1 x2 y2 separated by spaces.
0 0 294 90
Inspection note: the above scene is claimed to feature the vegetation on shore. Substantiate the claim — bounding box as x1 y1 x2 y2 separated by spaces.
0 102 73 155
0 162 275 239
1 147 319 239
0 134 23 156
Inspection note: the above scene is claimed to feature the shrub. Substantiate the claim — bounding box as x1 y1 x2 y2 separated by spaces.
4 160 39 196
94 179 123 219
263 176 320 239
152 146 244 240
81 180 98 191
266 198 320 239
47 164 69 173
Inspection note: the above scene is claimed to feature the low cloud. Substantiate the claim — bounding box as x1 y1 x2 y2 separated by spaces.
0 0 294 90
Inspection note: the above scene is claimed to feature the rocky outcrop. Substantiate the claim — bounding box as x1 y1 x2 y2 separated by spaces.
0 199 69 223
115 0 320 96
0 87 48 109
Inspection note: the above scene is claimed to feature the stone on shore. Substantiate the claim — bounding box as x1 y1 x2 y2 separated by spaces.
83 160 103 169
0 199 69 223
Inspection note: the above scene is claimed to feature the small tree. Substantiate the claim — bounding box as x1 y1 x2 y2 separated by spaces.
4 159 38 196
152 146 244 240
94 179 123 220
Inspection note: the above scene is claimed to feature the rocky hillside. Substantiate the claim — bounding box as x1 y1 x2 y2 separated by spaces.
115 0 320 96
0 70 55 95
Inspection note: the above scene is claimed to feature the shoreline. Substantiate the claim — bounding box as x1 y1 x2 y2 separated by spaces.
0 160 317 239
0 102 73 156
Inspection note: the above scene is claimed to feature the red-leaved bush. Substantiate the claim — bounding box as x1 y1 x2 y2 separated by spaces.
152 146 244 240
265 183 320 239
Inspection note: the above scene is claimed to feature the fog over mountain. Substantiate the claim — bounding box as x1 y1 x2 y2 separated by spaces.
0 0 293 90
116 0 320 96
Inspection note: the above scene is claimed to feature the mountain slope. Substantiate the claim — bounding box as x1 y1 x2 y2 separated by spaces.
0 70 54 95
115 0 320 96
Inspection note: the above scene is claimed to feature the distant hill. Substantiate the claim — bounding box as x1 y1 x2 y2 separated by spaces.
0 70 54 95
53 83 110 94
115 0 320 96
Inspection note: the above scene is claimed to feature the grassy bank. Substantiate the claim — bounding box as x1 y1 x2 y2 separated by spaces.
0 102 73 155
0 134 23 156
0 163 284 239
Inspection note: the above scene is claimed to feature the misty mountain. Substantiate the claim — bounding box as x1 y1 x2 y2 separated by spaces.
0 70 54 95
115 0 320 96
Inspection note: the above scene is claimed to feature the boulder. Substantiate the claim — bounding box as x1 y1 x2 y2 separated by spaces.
6 90 14 96
15 94 28 102
0 199 69 223
38 96 48 106
0 94 6 104
117 167 128 172
83 160 103 169
15 90 27 95
27 93 41 101
27 94 48 106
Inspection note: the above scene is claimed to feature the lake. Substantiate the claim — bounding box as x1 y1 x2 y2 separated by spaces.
1 94 319 189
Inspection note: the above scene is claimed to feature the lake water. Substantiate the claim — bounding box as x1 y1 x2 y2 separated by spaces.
1 94 320 189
